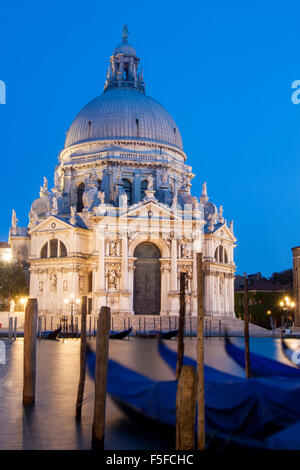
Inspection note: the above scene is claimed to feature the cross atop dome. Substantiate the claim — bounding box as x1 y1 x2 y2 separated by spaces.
122 24 129 44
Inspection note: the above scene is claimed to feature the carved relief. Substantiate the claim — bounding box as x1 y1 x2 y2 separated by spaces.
106 235 121 256
105 263 121 290
50 273 57 292
79 275 84 293
38 281 43 293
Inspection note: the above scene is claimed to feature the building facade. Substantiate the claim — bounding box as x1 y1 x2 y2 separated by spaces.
9 29 236 317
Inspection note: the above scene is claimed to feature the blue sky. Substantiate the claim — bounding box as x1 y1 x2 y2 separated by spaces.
0 0 300 276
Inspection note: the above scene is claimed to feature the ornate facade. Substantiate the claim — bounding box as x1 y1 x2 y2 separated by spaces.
9 28 236 317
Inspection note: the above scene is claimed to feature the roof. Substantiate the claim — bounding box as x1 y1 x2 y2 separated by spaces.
0 242 9 248
65 87 183 150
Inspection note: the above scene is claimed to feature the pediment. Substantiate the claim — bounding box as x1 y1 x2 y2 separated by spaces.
28 216 73 234
213 224 236 242
124 200 182 221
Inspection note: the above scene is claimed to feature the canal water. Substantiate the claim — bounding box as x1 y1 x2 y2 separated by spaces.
0 336 299 450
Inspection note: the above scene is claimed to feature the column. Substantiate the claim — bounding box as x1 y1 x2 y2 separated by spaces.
170 237 177 291
133 170 141 204
121 235 128 290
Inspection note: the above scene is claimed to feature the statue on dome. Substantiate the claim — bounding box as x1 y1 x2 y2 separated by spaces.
147 174 154 190
218 205 224 223
172 194 178 208
28 209 39 229
11 209 18 236
98 191 105 205
70 205 76 224
39 177 51 198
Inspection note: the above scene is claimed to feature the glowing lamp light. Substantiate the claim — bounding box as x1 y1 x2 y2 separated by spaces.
64 298 69 305
2 253 12 262
75 298 81 305
267 310 271 315
280 301 284 307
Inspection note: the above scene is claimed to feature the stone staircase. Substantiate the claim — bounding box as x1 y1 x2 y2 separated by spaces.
107 314 273 337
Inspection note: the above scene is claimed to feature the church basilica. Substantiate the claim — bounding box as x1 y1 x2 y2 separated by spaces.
9 29 236 318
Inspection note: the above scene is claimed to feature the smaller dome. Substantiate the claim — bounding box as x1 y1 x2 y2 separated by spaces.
113 43 136 56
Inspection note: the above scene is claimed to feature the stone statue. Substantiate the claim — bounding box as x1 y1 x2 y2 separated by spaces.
98 191 105 204
109 240 117 256
50 273 57 291
9 299 15 313
108 269 117 290
202 182 207 198
51 196 58 213
115 169 122 182
70 205 76 218
192 197 198 210
70 205 76 225
43 177 48 192
161 170 168 185
38 281 43 293
54 166 61 188
181 242 188 258
147 175 154 190
39 177 51 199
218 205 224 223
11 210 18 235
172 194 177 208
82 174 98 212
63 280 68 292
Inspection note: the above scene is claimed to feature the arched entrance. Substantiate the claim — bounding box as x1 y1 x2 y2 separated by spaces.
133 242 161 315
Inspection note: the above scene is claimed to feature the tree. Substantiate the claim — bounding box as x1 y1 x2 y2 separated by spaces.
269 269 293 285
0 261 28 301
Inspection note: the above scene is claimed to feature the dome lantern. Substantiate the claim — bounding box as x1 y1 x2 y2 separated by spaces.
104 25 145 93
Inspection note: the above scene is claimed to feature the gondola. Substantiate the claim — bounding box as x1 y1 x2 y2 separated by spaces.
109 327 132 339
224 331 300 378
40 326 61 340
281 338 300 368
135 329 178 339
86 343 300 449
58 327 132 339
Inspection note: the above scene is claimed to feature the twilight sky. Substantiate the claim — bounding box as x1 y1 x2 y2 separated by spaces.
0 0 300 276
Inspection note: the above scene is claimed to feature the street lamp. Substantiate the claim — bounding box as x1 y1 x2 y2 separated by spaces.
20 297 28 312
279 296 296 330
64 294 81 333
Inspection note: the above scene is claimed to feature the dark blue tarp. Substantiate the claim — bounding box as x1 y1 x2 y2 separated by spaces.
224 335 300 378
87 343 300 448
158 341 300 436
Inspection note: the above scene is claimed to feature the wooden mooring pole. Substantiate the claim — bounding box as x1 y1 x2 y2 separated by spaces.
23 298 38 405
13 316 17 340
176 365 197 450
244 273 251 378
196 253 205 450
76 296 87 421
92 306 111 450
176 273 187 379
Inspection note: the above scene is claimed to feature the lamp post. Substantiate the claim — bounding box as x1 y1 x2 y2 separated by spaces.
279 297 295 330
64 294 81 334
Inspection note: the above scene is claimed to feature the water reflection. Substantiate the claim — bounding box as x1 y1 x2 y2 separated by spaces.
0 336 299 449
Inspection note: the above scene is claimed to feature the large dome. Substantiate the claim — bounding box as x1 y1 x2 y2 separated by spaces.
65 88 183 150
